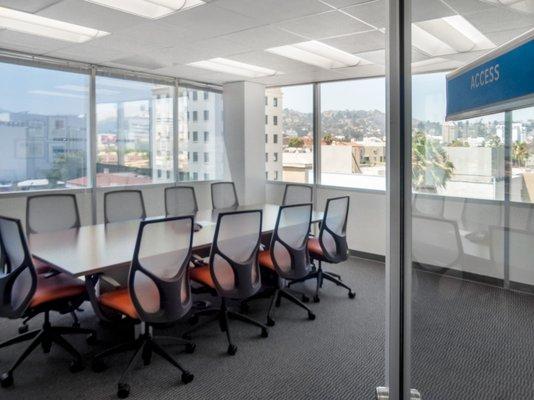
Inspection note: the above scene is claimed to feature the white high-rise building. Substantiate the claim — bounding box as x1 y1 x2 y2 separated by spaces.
265 88 283 181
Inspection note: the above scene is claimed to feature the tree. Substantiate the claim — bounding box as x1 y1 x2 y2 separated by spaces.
323 133 333 145
412 132 454 192
46 151 85 184
288 137 304 148
513 141 529 167
485 135 503 148
450 139 467 147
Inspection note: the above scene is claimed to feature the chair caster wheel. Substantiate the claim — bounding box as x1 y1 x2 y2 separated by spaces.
313 296 320 303
117 383 130 399
0 372 13 388
185 343 196 354
91 359 108 373
181 371 194 384
301 295 310 303
182 333 192 341
188 315 199 326
227 344 237 355
41 341 52 354
308 312 316 321
266 317 275 327
18 325 29 334
69 359 84 373
348 291 356 299
86 333 97 345
261 328 269 338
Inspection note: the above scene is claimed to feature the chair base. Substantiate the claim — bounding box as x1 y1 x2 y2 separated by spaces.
0 312 95 388
266 287 316 327
287 260 356 302
92 323 194 399
183 298 268 356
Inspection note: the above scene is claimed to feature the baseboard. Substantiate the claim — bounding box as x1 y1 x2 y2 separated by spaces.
349 249 385 263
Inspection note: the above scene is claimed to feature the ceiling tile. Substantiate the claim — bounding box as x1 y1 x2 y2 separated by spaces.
44 42 131 63
411 0 456 22
0 29 69 54
275 10 373 40
161 37 253 64
226 51 319 73
37 0 146 33
321 0 374 8
464 7 534 34
213 0 331 24
441 0 498 15
342 0 386 28
0 0 60 13
322 30 385 53
220 26 303 51
485 27 533 46
110 55 166 70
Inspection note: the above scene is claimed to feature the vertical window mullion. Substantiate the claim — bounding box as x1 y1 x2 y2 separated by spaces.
313 82 321 187
173 81 180 184
89 66 97 224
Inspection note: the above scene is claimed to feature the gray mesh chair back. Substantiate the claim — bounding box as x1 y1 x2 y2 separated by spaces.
26 194 80 234
211 182 239 210
210 210 262 299
270 204 313 280
319 196 350 263
129 216 194 324
165 186 198 216
282 184 313 206
0 216 37 319
104 190 146 224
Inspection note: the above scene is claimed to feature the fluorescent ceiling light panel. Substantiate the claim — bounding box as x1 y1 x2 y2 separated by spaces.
188 58 280 78
266 41 369 69
85 0 205 19
0 6 109 43
413 16 494 56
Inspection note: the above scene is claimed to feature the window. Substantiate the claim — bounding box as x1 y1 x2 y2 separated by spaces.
320 78 385 190
193 111 198 121
192 91 198 101
265 115 268 125
203 91 209 100
0 62 89 192
274 152 278 162
265 134 268 143
203 110 209 121
204 173 209 180
265 96 268 106
265 153 268 162
96 76 174 187
265 85 313 183
178 88 228 181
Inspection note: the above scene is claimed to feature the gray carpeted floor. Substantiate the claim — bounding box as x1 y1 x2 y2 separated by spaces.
1 257 534 400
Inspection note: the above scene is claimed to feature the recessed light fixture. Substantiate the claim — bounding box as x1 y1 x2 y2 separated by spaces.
413 16 494 56
188 58 280 78
85 0 205 19
0 6 109 43
266 41 369 69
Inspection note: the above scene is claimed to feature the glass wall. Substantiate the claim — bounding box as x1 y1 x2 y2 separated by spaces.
95 76 174 187
265 84 314 184
0 62 89 192
178 88 227 181
320 78 386 190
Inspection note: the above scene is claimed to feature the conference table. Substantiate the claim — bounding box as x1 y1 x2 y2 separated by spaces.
29 203 323 279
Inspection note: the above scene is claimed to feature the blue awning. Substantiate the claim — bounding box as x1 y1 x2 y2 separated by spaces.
446 29 534 121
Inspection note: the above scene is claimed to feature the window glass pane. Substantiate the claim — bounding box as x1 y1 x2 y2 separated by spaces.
0 62 88 192
320 78 385 189
413 72 504 200
265 85 313 183
95 76 173 187
178 88 228 181
511 106 534 203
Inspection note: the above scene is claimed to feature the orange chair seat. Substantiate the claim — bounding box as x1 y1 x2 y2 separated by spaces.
190 265 216 289
258 250 275 271
308 238 323 257
30 273 86 309
33 257 55 274
99 289 138 320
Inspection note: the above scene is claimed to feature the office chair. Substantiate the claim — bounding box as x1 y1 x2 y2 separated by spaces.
92 216 196 399
289 196 355 302
211 182 239 209
104 190 146 224
184 210 268 355
258 203 316 326
0 216 95 388
165 186 198 216
282 184 313 206
26 194 82 330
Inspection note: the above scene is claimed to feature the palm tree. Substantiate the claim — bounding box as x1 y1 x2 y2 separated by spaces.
513 141 529 167
412 132 454 192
